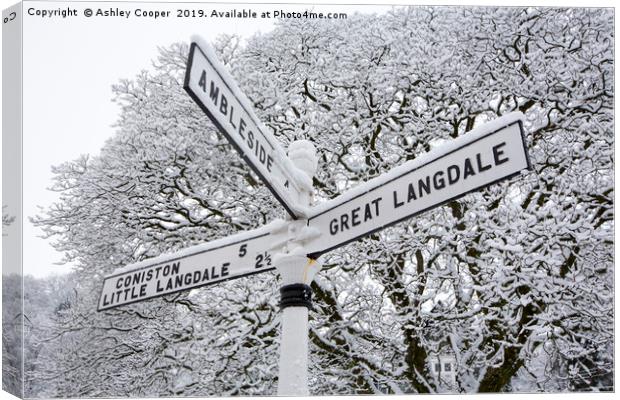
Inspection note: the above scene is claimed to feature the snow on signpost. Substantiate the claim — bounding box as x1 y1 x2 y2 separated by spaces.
303 113 530 258
98 220 287 311
98 37 532 396
184 35 310 219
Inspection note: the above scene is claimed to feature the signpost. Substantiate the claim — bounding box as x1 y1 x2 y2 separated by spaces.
98 37 531 396
184 35 310 219
303 116 529 258
98 220 286 311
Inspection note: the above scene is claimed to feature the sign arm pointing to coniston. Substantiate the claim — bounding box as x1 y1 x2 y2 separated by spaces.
98 219 289 311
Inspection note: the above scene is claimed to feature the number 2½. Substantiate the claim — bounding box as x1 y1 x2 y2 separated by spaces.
255 253 272 269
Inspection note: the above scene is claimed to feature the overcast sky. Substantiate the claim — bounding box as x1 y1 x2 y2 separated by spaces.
1 0 615 279
4 0 393 278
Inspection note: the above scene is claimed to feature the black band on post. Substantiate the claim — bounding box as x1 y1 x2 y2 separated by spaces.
280 283 312 309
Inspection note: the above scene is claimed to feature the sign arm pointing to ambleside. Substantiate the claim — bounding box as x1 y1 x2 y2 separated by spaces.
184 36 311 219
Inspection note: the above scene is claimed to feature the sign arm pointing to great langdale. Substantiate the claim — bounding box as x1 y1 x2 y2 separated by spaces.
183 36 311 219
302 112 531 258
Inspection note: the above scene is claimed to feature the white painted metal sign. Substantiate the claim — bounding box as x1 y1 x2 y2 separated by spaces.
184 37 306 219
98 34 533 396
303 114 530 257
98 222 283 310
98 113 529 310
100 34 531 313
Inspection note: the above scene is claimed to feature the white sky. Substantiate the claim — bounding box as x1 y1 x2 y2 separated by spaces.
0 0 616 274
0 0 617 280
4 0 394 277
0 1 618 400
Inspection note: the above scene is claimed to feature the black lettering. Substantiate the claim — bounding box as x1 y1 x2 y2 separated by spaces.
146 270 153 281
219 94 228 115
222 262 230 277
163 265 170 276
175 275 183 288
372 197 382 217
447 165 460 184
184 274 192 285
364 203 373 221
239 244 247 257
259 146 266 163
493 142 509 165
248 131 255 149
209 81 219 105
102 294 110 306
198 70 207 92
255 254 264 269
476 153 492 171
463 158 476 179
124 276 131 287
433 171 446 190
329 219 338 235
193 271 201 283
340 214 350 231
132 272 142 286
156 280 164 292
116 278 124 289
393 190 404 208
407 182 417 202
172 262 180 275
211 266 220 279
229 106 237 129
267 156 273 172
418 176 431 197
139 284 147 297
351 207 361 226
239 118 246 140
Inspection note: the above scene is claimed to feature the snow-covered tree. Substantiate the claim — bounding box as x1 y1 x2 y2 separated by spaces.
2 205 15 234
2 274 23 397
29 6 612 396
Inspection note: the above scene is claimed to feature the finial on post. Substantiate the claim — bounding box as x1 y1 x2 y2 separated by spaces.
288 140 318 198
275 140 321 396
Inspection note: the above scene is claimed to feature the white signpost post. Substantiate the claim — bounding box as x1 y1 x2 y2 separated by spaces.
98 37 531 396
